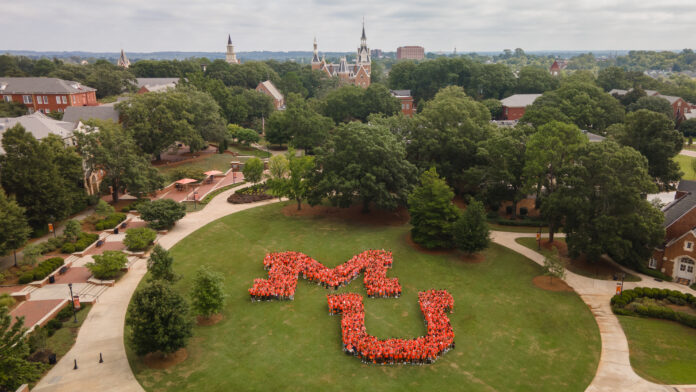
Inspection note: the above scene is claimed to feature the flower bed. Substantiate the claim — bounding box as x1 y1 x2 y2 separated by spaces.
328 290 455 365
249 250 401 300
227 184 273 204
611 287 696 329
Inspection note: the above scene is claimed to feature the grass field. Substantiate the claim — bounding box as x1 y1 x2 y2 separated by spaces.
126 202 600 392
618 316 696 384
675 154 696 180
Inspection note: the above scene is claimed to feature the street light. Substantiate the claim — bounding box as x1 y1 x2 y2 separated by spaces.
68 283 77 323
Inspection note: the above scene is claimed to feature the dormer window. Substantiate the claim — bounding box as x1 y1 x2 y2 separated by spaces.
0 83 7 91
685 241 694 251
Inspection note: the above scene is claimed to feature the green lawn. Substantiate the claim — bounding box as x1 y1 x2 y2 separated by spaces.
156 153 249 181
47 305 92 359
675 154 696 180
227 143 271 159
618 315 696 384
126 202 600 392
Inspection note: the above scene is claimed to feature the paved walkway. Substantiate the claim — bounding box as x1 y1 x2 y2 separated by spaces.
680 149 696 157
492 231 695 392
33 185 279 392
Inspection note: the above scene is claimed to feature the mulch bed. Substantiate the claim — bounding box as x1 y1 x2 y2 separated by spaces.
532 276 574 292
282 204 410 226
227 193 274 204
197 314 223 326
143 348 188 369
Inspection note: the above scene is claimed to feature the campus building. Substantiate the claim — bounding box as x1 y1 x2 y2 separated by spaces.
396 46 425 60
0 77 98 115
390 90 415 117
226 35 240 65
256 80 285 110
549 60 567 76
500 94 542 120
650 180 696 285
311 22 371 88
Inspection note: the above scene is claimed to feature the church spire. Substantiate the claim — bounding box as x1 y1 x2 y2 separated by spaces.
312 37 320 63
361 17 367 41
117 49 130 68
226 34 239 65
228 34 232 45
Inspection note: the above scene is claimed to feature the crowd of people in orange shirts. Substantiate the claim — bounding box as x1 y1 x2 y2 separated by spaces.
249 250 402 301
328 290 455 365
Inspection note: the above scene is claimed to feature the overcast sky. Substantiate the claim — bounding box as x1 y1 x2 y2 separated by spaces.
1 0 695 53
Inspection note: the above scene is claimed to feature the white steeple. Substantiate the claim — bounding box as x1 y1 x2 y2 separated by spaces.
357 19 370 66
226 34 240 65
117 49 130 68
312 37 320 64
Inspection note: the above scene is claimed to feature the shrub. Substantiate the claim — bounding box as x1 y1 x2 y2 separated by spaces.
0 293 15 308
242 157 264 184
74 233 99 251
18 273 35 284
95 199 115 217
21 244 42 266
137 199 186 230
452 200 490 254
692 283 696 291
124 228 157 251
519 207 528 216
611 287 696 330
636 265 673 281
56 305 75 321
121 198 150 213
94 213 127 231
63 220 82 242
190 266 227 318
45 319 63 336
87 251 127 280
60 243 76 254
31 257 64 281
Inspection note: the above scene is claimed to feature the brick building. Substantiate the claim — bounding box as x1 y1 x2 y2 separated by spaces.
390 90 415 117
549 60 567 76
650 181 696 285
0 77 97 115
609 89 693 122
256 80 285 110
396 46 425 60
500 94 541 120
311 22 371 88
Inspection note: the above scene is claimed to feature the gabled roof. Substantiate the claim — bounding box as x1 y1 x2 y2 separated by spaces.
500 94 542 108
258 80 283 102
63 104 119 124
677 180 696 193
0 112 75 153
581 129 605 142
659 95 683 105
390 90 411 98
136 78 180 88
0 77 96 94
662 192 696 228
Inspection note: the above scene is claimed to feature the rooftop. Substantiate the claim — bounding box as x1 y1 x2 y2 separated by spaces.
500 94 542 108
63 104 119 124
390 90 411 97
258 80 283 102
662 192 696 228
0 112 75 154
0 77 96 94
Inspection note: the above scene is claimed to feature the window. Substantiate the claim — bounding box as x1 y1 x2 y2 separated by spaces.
36 96 43 104
45 109 50 114
22 95 33 104
648 257 657 269
56 96 61 104
71 96 76 104
685 242 693 251
62 96 67 104
3 95 11 102
43 96 48 104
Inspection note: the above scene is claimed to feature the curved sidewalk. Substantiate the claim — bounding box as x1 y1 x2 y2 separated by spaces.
33 187 279 392
491 231 695 392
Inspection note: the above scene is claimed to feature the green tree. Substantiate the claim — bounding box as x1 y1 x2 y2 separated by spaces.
452 199 490 254
627 96 674 119
543 254 566 284
597 66 631 91
270 93 333 151
127 281 193 356
516 66 559 93
0 189 31 266
608 109 682 185
0 308 44 391
124 228 157 251
679 118 696 137
95 199 115 217
407 168 461 249
86 250 128 279
75 120 164 203
20 244 41 266
0 125 73 229
235 128 260 146
281 153 315 210
63 220 81 243
0 101 26 117
524 121 588 241
242 158 264 184
147 244 178 282
137 199 186 230
190 266 227 319
267 154 289 181
312 122 416 212
481 99 503 119
558 141 664 269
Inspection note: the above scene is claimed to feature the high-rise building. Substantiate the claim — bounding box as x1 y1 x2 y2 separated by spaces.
226 35 240 65
396 46 425 60
311 21 371 88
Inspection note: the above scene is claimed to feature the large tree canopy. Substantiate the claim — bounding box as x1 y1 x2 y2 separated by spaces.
608 109 682 185
320 84 400 124
312 122 417 212
266 93 333 150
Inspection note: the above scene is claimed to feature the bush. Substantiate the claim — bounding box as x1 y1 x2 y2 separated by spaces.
45 318 63 336
95 199 115 217
611 287 696 330
87 251 127 280
489 217 547 227
137 199 186 230
94 213 127 231
21 244 42 266
235 183 268 195
18 272 35 284
121 199 150 213
124 228 157 251
63 220 82 242
519 207 528 216
56 305 75 321
636 265 673 282
242 157 264 184
60 243 76 254
0 293 15 308
31 257 65 281
74 232 99 251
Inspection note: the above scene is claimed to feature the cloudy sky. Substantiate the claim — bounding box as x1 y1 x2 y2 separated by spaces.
1 0 694 53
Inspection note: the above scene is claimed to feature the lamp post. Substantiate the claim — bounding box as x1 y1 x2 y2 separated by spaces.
68 283 77 323
536 228 542 250
193 191 198 210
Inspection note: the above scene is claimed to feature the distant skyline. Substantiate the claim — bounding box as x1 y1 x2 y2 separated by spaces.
1 0 694 53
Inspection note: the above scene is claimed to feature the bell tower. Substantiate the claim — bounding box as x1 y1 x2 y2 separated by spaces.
226 34 240 65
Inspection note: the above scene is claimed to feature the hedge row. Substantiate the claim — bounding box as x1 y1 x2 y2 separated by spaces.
18 257 65 284
488 217 547 227
95 213 127 230
611 287 696 329
636 265 673 282
61 233 99 253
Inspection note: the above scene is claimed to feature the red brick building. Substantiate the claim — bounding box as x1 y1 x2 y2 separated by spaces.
650 181 696 285
256 80 285 110
390 90 415 117
500 94 541 120
549 60 567 76
396 46 425 60
311 22 372 88
0 77 97 115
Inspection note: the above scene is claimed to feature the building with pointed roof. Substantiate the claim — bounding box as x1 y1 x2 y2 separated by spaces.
311 21 371 88
256 80 285 110
117 49 130 68
226 35 240 65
